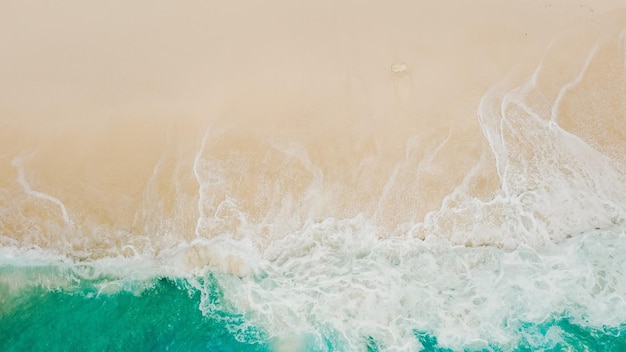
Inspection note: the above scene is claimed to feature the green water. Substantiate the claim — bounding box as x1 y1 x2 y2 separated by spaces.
1 265 625 352
0 267 269 352
410 320 626 352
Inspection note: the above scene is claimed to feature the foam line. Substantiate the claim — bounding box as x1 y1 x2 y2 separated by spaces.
550 43 600 122
11 155 72 226
621 27 626 71
477 85 506 188
193 125 213 238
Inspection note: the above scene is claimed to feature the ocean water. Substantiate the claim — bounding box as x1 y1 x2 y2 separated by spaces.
2 1 626 351
1 225 626 352
1 229 626 351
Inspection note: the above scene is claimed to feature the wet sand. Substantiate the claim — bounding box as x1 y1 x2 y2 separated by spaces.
1 0 625 256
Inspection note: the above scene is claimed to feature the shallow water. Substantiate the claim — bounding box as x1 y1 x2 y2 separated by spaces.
1 1 626 351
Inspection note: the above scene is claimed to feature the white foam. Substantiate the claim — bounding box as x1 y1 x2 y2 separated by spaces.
193 125 215 238
1 217 625 350
200 218 626 351
157 235 262 277
12 155 73 227
181 29 626 350
441 33 626 249
549 43 599 123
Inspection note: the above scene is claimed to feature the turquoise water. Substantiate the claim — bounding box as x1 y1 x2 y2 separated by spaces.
0 266 269 352
1 263 625 351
